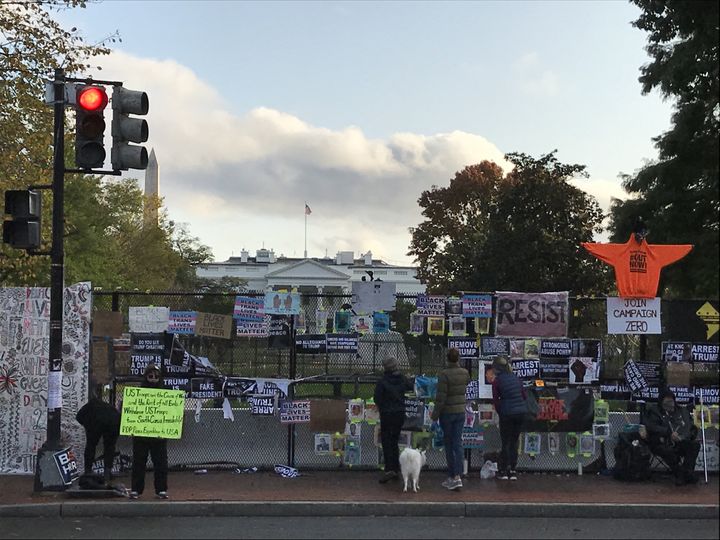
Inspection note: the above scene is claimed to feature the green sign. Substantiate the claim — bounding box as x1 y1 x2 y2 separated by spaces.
120 387 185 439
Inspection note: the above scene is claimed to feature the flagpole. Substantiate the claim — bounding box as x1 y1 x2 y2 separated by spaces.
304 202 307 258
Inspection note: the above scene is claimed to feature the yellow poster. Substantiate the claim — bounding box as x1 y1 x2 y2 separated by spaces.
120 387 185 439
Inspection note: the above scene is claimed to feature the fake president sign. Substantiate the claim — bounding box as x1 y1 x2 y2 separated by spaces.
606 297 661 334
495 291 569 338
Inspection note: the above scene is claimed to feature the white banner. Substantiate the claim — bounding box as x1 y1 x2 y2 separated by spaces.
606 297 661 334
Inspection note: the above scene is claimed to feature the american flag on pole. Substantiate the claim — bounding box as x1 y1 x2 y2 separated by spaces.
305 204 312 215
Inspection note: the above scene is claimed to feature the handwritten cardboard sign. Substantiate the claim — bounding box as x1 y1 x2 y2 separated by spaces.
120 387 185 439
194 312 233 339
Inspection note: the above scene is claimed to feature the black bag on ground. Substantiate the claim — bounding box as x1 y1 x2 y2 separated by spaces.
612 431 652 481
78 473 108 490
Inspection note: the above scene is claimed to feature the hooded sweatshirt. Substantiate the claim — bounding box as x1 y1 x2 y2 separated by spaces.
374 371 412 415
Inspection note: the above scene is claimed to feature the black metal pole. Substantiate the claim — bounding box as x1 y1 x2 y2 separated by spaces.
47 67 66 446
34 67 66 492
288 316 297 467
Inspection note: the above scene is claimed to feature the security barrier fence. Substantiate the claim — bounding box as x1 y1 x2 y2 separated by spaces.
92 291 719 474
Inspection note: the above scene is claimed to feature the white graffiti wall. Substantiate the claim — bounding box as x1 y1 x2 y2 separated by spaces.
0 283 92 474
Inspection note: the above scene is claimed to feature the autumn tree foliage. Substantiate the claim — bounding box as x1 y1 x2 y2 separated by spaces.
408 152 611 295
609 0 719 298
1 2 212 289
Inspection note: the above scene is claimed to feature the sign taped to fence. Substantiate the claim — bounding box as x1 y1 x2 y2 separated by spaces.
415 294 446 317
195 312 233 339
326 333 358 353
233 296 265 321
448 337 479 359
295 334 327 354
607 297 661 334
168 311 196 335
461 294 492 318
130 333 164 376
129 306 170 333
249 395 276 416
190 377 224 400
120 387 185 439
524 386 594 432
279 400 311 424
495 291 569 338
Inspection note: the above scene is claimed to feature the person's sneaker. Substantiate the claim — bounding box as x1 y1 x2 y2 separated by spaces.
155 491 169 499
509 470 518 481
129 491 139 499
379 471 398 484
448 479 463 490
497 471 509 480
441 478 454 489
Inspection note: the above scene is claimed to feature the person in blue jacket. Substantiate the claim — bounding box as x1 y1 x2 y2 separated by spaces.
491 355 528 481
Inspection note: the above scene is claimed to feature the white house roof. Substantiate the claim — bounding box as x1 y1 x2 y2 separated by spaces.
264 258 351 280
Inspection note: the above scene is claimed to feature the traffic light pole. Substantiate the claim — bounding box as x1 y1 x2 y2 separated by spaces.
34 68 67 492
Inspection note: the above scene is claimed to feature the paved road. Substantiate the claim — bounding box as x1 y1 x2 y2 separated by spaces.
1 516 717 539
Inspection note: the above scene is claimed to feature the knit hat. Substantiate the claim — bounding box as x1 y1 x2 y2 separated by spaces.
383 356 399 372
492 355 511 373
659 388 676 402
144 363 161 377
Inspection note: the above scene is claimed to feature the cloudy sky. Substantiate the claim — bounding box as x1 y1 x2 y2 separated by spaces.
57 1 672 266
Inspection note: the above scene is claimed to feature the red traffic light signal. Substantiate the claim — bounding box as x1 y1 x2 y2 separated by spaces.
74 85 108 169
77 86 108 112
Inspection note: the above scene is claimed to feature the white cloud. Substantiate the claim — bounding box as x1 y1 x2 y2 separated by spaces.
100 51 606 265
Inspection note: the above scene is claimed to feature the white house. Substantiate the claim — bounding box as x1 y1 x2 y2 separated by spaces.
195 249 426 295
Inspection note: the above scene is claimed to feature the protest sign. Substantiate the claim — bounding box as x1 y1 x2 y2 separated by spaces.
120 387 185 439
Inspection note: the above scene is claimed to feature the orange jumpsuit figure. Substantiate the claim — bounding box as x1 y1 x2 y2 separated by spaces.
581 234 692 298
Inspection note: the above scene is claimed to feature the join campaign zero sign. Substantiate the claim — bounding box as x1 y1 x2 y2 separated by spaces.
606 297 661 334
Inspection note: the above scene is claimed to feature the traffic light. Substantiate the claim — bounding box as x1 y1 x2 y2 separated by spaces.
3 190 42 250
111 86 149 170
74 85 109 169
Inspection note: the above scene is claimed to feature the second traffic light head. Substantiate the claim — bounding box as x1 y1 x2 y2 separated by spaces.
111 86 149 171
74 85 108 169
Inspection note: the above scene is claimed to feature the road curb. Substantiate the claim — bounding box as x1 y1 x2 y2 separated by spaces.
1 501 718 519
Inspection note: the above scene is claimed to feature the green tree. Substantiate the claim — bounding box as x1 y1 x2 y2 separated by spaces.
1 1 113 284
609 0 719 298
1 2 213 290
64 175 213 290
408 152 610 295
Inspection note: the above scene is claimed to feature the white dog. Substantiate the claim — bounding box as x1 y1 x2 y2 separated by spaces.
399 447 427 493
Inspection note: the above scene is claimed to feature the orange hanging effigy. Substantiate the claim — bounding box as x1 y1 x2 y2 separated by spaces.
581 234 692 298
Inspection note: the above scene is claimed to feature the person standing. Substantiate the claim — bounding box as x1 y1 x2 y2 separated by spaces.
76 388 121 486
374 356 413 483
130 363 170 499
431 348 470 490
491 355 528 481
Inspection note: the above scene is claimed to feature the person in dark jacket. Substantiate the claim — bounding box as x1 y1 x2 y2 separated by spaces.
130 363 170 499
491 355 528 481
644 388 700 485
374 356 413 483
431 348 470 491
76 388 121 486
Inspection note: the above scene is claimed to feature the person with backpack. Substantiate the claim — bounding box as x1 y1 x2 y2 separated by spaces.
491 355 528 481
76 387 121 487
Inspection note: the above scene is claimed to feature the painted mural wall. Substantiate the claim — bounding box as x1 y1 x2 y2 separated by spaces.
0 283 91 474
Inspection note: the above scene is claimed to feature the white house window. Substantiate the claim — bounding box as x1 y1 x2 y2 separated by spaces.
394 271 408 276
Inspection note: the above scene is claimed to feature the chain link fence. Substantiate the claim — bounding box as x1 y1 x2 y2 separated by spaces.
93 291 718 474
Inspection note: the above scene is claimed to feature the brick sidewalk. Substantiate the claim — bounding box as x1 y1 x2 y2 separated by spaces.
3 470 718 506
